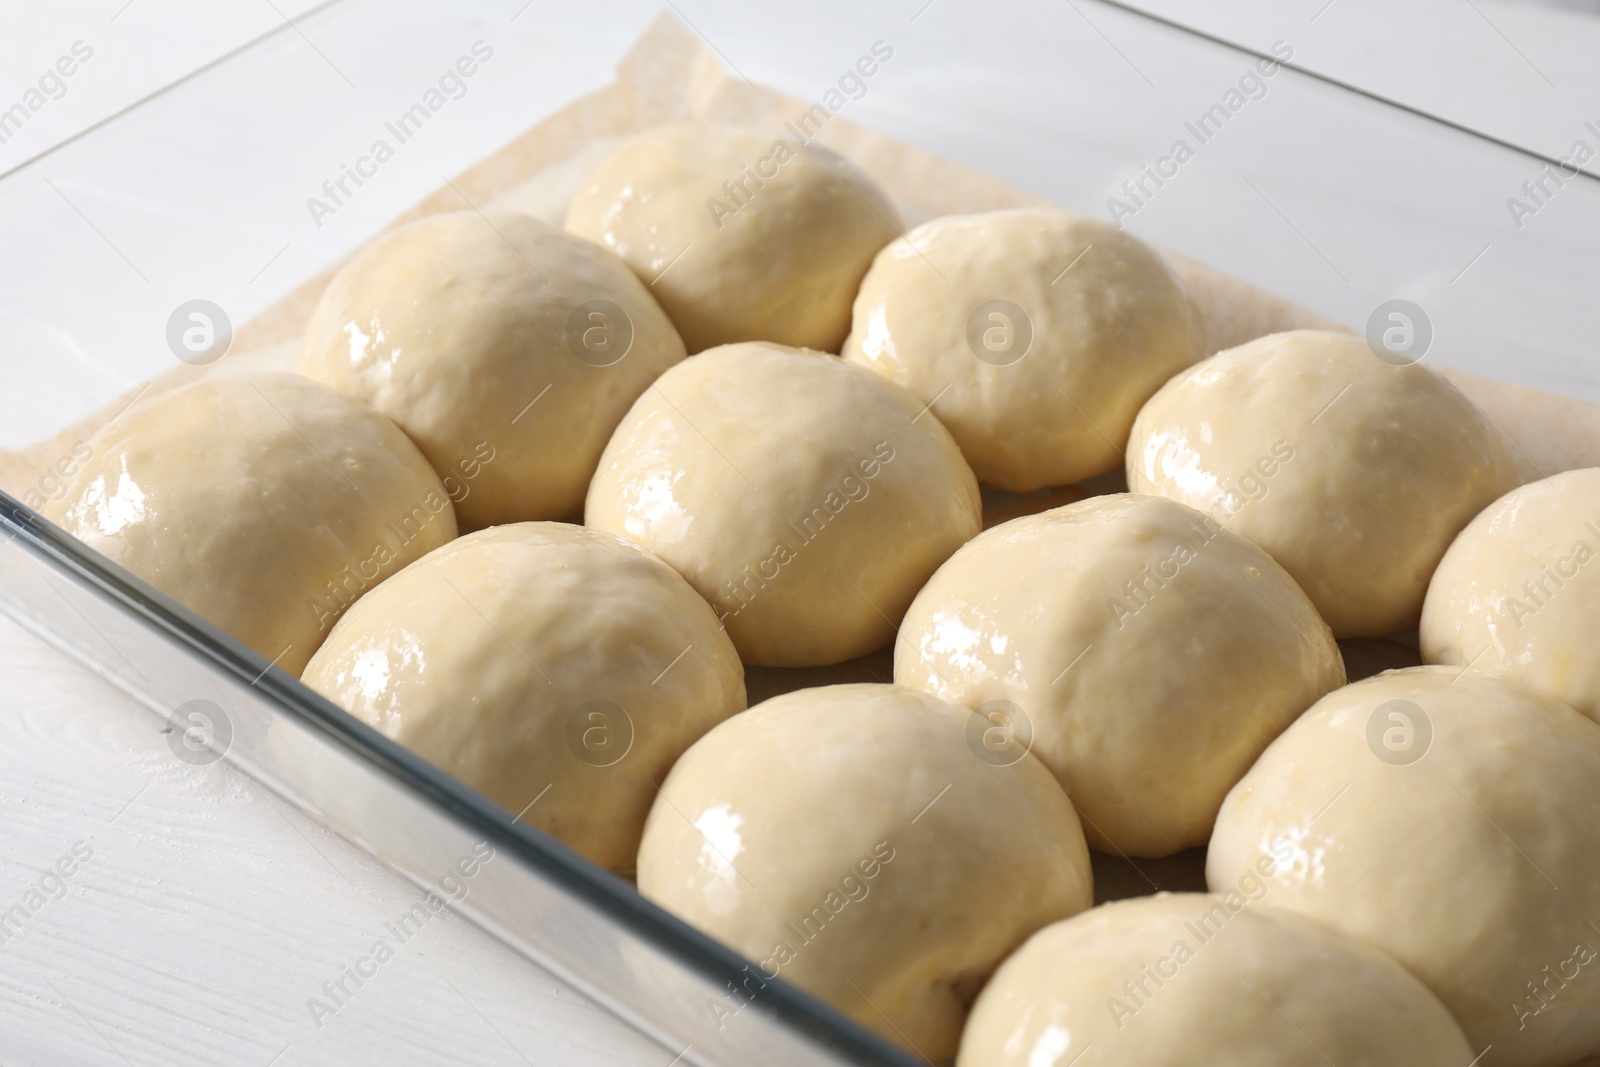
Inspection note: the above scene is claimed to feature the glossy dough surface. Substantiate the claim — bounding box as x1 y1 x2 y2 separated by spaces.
586 341 982 667
1208 666 1600 1067
636 683 1093 1061
300 210 686 528
300 522 744 872
1127 330 1519 638
895 494 1343 857
43 374 453 674
958 893 1474 1067
1422 467 1600 722
843 209 1200 490
564 123 902 353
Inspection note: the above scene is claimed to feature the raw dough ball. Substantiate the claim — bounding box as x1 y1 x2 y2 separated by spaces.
564 123 902 354
1127 329 1519 638
1208 666 1600 1067
300 210 686 529
896 494 1344 857
637 683 1093 1061
843 209 1200 490
1422 467 1600 722
586 341 981 667
43 374 453 675
301 522 744 872
958 893 1474 1067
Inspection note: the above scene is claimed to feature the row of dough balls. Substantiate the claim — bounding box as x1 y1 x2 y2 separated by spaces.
36 123 1600 1065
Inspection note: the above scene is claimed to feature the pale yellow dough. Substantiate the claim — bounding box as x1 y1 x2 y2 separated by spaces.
1127 329 1519 637
586 341 981 667
43 374 453 675
300 210 685 529
958 893 1473 1067
843 209 1200 491
1208 666 1600 1067
564 123 902 353
1422 467 1600 722
636 683 1093 1061
895 494 1343 857
300 522 744 872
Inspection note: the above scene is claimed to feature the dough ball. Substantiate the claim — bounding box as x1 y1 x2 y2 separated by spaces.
43 374 453 675
586 341 981 667
1422 468 1600 722
843 209 1200 490
637 683 1093 1061
896 494 1344 857
1208 666 1600 1067
300 210 686 529
958 893 1473 1067
564 123 902 353
1127 329 1518 638
301 522 744 872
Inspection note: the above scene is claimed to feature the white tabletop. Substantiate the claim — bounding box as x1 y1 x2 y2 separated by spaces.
3 2 1598 1063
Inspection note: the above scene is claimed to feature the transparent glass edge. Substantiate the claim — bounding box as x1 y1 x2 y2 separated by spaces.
1087 0 1600 186
0 0 373 193
0 488 922 1067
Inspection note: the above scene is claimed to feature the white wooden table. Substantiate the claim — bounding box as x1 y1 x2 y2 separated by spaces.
2 1 1598 1063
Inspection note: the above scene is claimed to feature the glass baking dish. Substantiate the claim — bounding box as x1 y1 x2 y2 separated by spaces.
1 2 1596 1065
